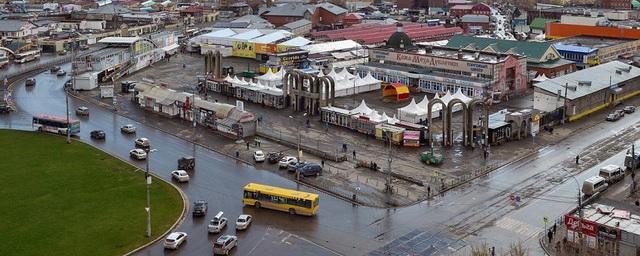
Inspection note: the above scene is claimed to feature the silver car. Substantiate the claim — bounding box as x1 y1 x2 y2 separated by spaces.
208 211 227 233
213 235 237 255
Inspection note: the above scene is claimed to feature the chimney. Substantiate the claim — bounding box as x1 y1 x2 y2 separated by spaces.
396 22 403 33
474 51 480 60
457 49 463 59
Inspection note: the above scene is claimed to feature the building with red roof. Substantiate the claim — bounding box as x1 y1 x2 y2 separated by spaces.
450 3 491 17
310 22 463 46
343 13 362 27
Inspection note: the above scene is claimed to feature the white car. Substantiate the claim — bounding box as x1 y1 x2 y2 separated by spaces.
121 124 136 134
163 232 187 249
171 170 190 182
129 149 147 160
207 211 227 233
213 235 237 255
135 137 150 148
278 156 297 168
253 150 265 162
235 214 252 230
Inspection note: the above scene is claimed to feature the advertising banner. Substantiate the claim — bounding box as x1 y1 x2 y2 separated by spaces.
232 41 256 58
369 49 493 76
255 43 277 54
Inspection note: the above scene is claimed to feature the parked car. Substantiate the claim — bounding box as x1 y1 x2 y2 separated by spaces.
582 176 608 197
606 112 621 122
121 124 136 134
235 214 252 230
288 161 307 172
279 156 297 168
50 66 60 73
212 235 237 255
163 232 187 249
90 130 106 140
25 78 36 86
79 44 89 50
0 105 10 113
616 109 625 117
75 106 89 116
267 152 284 163
208 211 227 233
192 200 208 216
253 150 265 162
58 50 67 56
624 105 636 114
598 165 625 184
171 170 190 182
129 148 147 160
135 137 150 148
297 163 323 177
56 69 66 76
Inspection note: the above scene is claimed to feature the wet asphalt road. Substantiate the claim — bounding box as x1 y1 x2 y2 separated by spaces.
2 66 640 255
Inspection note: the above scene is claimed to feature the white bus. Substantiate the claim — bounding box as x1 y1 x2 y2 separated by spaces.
14 49 41 64
32 114 81 136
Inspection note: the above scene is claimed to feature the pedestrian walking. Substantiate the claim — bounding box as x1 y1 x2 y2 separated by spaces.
342 143 347 153
352 150 356 160
547 230 553 243
235 151 239 158
321 159 324 168
246 142 250 150
427 186 431 198
257 138 261 147
183 63 186 69
576 154 580 165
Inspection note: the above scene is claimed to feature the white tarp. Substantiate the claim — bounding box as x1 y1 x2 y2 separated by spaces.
349 99 373 115
300 40 361 55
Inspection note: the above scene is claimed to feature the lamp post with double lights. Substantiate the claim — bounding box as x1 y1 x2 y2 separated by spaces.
145 148 157 238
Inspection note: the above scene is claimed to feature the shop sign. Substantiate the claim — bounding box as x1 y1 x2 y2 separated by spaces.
231 41 256 58
255 43 277 54
280 53 307 65
369 49 493 75
564 215 598 237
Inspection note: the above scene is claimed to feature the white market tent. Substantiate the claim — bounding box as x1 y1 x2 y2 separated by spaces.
300 40 362 55
322 67 381 97
349 99 373 115
397 89 474 123
532 73 549 83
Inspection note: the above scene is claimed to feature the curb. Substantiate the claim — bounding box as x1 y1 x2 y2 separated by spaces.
0 129 188 256
539 231 552 256
65 89 255 167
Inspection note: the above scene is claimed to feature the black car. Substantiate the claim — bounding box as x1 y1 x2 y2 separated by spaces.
90 130 106 139
267 152 284 164
193 200 208 217
50 66 60 73
25 78 36 86
0 104 10 113
624 106 636 114
297 163 323 177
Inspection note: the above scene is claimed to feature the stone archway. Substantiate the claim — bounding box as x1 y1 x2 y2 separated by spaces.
0 47 16 57
446 98 468 147
284 70 335 116
427 98 448 146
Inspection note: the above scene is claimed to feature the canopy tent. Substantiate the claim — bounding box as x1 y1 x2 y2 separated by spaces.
349 99 373 115
532 73 549 83
397 90 474 124
383 83 410 102
321 68 381 97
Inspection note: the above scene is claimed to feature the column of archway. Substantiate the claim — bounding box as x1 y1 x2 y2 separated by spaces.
427 99 448 146
466 99 486 147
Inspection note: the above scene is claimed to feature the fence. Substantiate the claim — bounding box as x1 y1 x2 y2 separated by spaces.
540 107 565 127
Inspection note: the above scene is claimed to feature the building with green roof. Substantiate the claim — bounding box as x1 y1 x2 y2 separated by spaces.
529 18 558 34
446 35 576 78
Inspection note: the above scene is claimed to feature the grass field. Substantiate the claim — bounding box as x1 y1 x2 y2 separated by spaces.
0 130 183 256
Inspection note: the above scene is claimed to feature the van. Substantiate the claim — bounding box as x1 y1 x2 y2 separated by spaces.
598 165 625 184
582 176 608 196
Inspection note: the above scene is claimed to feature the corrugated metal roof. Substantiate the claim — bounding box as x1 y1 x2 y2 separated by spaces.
98 37 140 44
230 29 264 40
250 30 291 44
280 36 311 47
446 35 554 61
553 43 597 54
461 15 489 23
281 19 311 30
534 61 640 100
316 2 347 15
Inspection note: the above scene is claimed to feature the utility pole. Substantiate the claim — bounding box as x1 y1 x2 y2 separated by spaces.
562 82 568 124
145 149 157 238
65 93 71 144
385 131 392 193
192 85 197 157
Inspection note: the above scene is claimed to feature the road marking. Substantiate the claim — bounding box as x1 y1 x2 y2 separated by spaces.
280 233 292 244
494 217 542 239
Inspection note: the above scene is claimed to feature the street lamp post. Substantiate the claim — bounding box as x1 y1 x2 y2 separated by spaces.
145 148 158 238
289 113 307 162
561 168 583 247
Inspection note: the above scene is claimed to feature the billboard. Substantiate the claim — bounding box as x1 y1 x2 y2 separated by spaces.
369 49 494 76
232 41 256 58
255 43 277 54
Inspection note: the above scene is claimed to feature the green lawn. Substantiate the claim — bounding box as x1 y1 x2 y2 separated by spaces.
0 130 183 256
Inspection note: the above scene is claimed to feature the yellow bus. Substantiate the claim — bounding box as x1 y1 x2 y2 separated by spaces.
242 183 319 216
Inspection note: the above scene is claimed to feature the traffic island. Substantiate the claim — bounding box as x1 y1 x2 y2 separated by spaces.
0 130 184 256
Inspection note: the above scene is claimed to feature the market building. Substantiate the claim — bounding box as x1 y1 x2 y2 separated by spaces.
553 36 640 69
446 35 575 78
310 22 463 46
533 61 640 121
357 34 528 101
563 203 640 255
